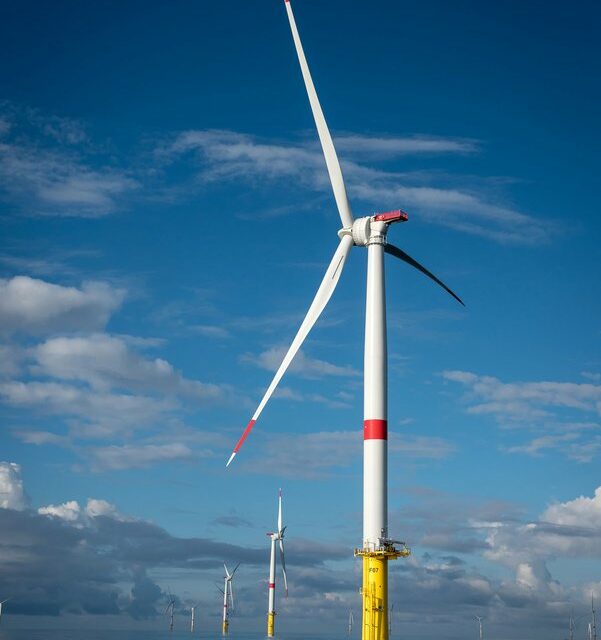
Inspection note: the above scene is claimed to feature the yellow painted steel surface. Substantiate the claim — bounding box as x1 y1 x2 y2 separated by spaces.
362 555 388 640
267 612 275 637
356 545 410 640
222 620 228 635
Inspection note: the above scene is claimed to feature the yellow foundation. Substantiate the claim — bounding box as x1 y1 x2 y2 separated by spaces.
356 545 410 640
267 611 275 637
222 620 228 635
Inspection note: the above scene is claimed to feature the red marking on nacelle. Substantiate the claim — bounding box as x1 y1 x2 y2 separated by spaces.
364 419 388 440
373 210 409 223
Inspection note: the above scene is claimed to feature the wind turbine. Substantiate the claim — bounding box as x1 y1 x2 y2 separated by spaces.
190 603 198 633
0 599 10 625
164 591 176 633
221 562 239 635
593 593 598 640
349 609 355 636
475 616 484 640
226 3 463 640
266 489 288 638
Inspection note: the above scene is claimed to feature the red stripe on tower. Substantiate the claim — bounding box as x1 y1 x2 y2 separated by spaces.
364 419 387 440
269 583 276 589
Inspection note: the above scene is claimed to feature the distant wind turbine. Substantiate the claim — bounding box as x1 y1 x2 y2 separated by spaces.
593 593 598 640
190 603 198 633
164 591 176 632
0 599 10 625
349 609 354 636
475 615 484 640
221 562 239 635
266 489 288 638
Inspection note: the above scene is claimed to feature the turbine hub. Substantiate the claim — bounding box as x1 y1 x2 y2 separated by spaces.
341 210 409 247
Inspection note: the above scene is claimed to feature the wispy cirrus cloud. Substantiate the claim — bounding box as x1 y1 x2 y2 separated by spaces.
157 128 551 245
443 370 601 462
238 429 455 478
0 104 137 217
242 346 359 379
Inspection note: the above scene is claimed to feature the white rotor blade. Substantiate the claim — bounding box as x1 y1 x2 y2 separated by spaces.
226 234 353 466
284 0 354 229
229 581 235 611
224 563 230 579
231 562 240 576
278 489 283 532
279 539 288 597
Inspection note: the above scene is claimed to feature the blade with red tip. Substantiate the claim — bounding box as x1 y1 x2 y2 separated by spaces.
226 234 354 466
284 0 354 230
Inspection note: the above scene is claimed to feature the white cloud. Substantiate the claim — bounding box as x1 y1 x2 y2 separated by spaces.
190 324 230 339
0 276 125 335
0 462 29 510
158 129 550 246
443 371 601 419
37 497 130 526
239 429 454 478
334 134 478 156
0 105 138 217
542 487 601 530
0 380 174 439
88 443 196 471
31 333 224 401
243 346 359 379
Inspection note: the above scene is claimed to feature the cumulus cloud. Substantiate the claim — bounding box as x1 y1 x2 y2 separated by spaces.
31 333 223 401
0 276 125 335
0 462 29 510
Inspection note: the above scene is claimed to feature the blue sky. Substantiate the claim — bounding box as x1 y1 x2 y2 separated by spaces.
0 0 600 638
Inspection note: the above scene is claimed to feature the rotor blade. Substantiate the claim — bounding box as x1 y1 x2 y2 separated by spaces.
229 581 235 611
384 243 465 306
284 0 354 229
279 539 289 597
226 235 353 466
224 563 230 579
231 562 240 576
278 489 283 532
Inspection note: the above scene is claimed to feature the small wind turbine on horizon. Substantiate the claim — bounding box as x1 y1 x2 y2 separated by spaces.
592 593 598 640
475 615 484 640
190 603 198 633
164 591 176 633
220 562 239 636
266 489 288 638
0 598 10 625
349 609 354 636
226 3 464 640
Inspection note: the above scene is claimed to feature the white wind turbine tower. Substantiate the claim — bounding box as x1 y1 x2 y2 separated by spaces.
221 562 239 635
190 603 198 633
475 615 484 640
266 489 288 638
0 599 10 625
226 3 464 640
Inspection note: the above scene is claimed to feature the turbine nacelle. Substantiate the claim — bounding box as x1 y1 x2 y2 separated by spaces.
339 210 409 247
